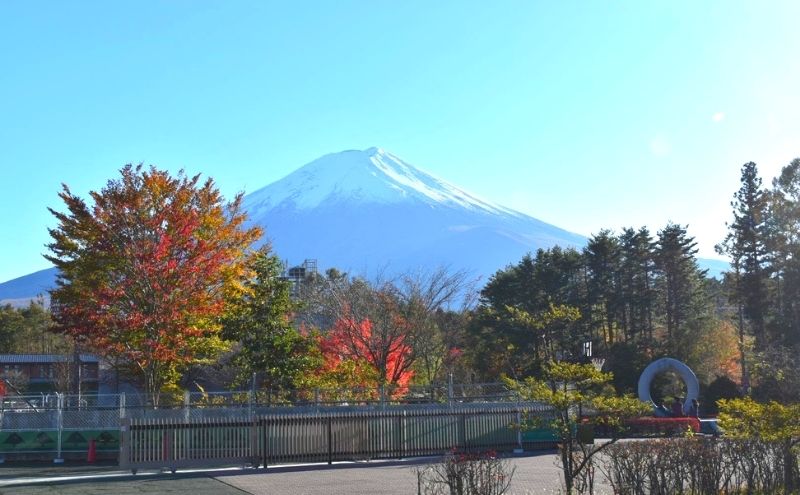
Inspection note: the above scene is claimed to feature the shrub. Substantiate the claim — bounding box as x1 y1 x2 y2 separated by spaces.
415 450 515 495
601 437 794 494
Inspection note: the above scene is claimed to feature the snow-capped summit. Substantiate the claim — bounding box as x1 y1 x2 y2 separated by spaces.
243 147 519 217
242 148 586 280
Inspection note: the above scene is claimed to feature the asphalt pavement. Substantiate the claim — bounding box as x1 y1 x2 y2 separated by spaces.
0 451 617 495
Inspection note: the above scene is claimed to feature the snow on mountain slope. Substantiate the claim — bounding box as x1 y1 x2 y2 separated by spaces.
244 147 521 217
243 147 586 280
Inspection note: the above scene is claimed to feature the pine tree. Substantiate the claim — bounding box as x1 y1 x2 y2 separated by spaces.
584 231 622 344
469 247 587 379
654 223 709 355
221 249 315 391
618 227 656 342
719 162 770 348
768 158 800 345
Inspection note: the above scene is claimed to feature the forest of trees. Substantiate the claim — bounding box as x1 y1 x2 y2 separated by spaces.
2 159 800 406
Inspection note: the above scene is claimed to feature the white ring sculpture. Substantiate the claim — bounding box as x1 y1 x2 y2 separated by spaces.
637 357 699 413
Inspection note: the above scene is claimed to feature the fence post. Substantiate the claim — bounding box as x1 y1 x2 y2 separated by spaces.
398 411 405 459
327 416 333 465
249 417 258 467
261 417 269 468
448 373 453 408
183 391 190 422
514 410 524 453
54 393 64 463
459 412 467 451
119 417 130 470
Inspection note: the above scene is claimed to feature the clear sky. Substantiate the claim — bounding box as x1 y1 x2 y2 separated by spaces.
1 1 799 283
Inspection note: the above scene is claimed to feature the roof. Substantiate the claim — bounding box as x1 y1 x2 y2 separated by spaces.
0 354 99 364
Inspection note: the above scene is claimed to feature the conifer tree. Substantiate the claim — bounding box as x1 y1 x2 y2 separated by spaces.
221 249 315 391
585 231 622 344
719 162 770 348
768 158 800 345
618 227 656 342
654 223 709 355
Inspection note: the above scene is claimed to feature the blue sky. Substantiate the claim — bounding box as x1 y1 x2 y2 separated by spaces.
1 1 799 283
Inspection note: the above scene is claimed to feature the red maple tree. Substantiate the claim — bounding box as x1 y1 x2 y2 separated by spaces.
47 165 261 403
320 313 414 392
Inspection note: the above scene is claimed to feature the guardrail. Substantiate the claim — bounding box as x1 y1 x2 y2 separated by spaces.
119 403 554 474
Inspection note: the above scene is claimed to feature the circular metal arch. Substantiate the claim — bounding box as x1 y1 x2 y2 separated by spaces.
637 357 699 413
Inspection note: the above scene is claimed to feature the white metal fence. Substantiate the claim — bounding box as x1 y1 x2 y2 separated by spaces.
0 383 525 462
119 402 555 473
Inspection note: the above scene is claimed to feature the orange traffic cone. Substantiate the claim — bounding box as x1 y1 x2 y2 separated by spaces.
87 438 97 463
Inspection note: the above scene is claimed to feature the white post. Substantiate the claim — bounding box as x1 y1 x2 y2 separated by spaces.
183 391 191 423
53 393 64 463
448 373 454 408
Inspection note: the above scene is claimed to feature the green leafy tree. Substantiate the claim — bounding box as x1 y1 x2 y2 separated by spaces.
749 345 800 403
504 303 582 363
470 248 586 379
17 301 69 354
719 396 800 491
0 305 23 353
221 249 315 391
506 361 649 495
0 302 69 355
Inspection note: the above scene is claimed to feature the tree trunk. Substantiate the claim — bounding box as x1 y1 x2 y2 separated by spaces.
785 440 797 493
562 443 574 495
738 303 750 395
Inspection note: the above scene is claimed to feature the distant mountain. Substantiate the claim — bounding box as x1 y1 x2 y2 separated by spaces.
0 147 730 304
0 267 55 307
241 147 586 279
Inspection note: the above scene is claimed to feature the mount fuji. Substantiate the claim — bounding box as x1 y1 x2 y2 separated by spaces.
241 147 585 279
0 147 729 305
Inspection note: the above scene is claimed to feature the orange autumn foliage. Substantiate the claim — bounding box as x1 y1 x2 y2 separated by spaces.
46 165 261 401
320 315 414 394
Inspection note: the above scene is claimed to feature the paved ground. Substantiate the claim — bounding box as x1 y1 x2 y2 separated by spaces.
0 452 617 494
1 476 248 495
